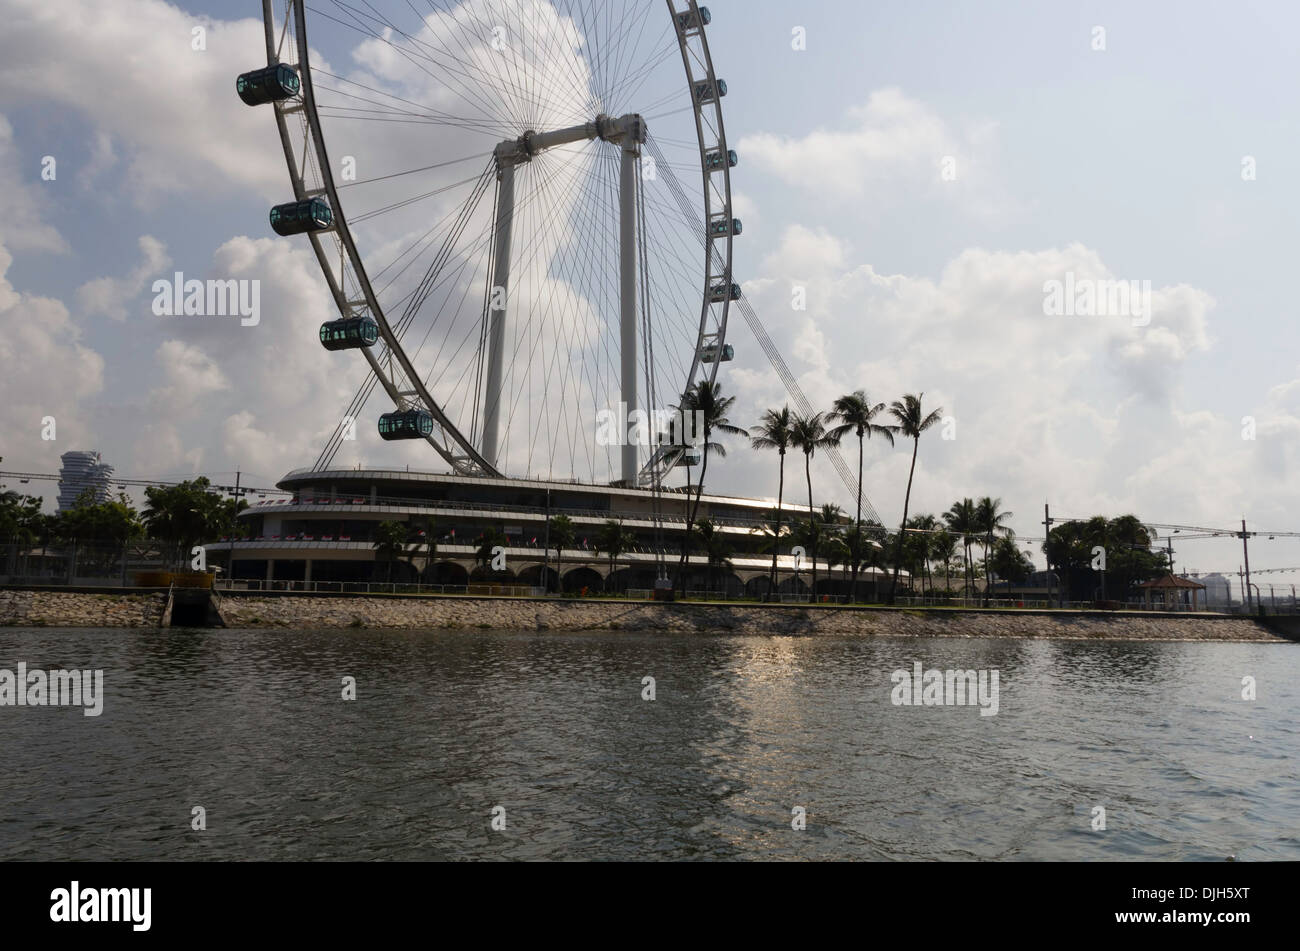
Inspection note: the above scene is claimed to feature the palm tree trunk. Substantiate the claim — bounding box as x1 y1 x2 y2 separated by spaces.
678 433 711 594
977 530 987 605
851 431 864 603
769 454 785 601
963 542 971 600
888 438 919 603
805 453 816 603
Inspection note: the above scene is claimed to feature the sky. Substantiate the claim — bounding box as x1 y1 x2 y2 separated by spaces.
1 0 1298 583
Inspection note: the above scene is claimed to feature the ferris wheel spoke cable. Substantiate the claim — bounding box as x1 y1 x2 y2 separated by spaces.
317 0 521 132
604 35 678 112
315 162 496 468
522 156 600 474
310 67 518 134
595 1 657 107
363 0 544 127
645 134 882 523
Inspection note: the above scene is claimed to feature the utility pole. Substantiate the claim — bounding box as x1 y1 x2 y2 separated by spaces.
1240 519 1254 613
1166 536 1175 575
229 469 241 580
1043 503 1053 609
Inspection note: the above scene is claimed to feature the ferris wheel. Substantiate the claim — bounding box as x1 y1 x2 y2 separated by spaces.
237 0 740 488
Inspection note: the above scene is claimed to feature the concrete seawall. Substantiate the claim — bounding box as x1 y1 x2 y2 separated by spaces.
1 588 1291 641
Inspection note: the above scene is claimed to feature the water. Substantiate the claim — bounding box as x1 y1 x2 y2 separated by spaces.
0 627 1296 861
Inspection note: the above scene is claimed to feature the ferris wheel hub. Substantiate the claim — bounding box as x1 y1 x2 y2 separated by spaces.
493 114 649 171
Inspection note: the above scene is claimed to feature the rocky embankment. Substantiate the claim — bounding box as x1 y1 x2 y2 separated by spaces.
217 596 1281 640
0 589 167 627
1 588 1286 641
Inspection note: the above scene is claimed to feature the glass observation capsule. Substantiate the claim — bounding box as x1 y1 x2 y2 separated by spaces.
269 198 332 236
674 6 711 31
705 149 738 170
378 409 434 441
708 282 742 302
693 78 727 103
236 64 300 106
319 316 379 351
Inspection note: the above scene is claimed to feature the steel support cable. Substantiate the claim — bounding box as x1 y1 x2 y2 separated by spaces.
310 67 516 134
411 0 597 133
505 147 616 478
334 151 486 189
638 151 668 570
340 0 527 130
525 157 593 477
409 0 534 129
647 137 882 523
516 151 604 478
470 168 499 446
314 164 493 469
604 36 679 113
598 0 660 111
314 0 519 132
481 157 605 476
592 0 647 106
528 154 607 478
350 171 486 223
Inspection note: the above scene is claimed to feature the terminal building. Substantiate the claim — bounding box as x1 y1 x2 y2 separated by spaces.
219 466 892 599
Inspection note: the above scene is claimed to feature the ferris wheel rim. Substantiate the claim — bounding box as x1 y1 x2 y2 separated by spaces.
257 0 736 485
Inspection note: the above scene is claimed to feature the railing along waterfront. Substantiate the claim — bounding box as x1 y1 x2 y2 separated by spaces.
242 493 812 532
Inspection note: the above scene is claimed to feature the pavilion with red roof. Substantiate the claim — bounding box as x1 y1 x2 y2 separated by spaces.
1137 574 1208 610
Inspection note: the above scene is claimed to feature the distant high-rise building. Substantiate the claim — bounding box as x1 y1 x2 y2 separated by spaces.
1192 572 1236 606
57 451 115 512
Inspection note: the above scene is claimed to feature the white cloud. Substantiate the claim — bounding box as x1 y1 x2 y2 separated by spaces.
76 235 171 321
0 114 66 253
0 241 106 478
738 87 1013 220
704 230 1261 540
0 0 285 202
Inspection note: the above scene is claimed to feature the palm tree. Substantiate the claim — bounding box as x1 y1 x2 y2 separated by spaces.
692 519 734 595
372 520 408 584
749 406 793 600
976 497 1014 606
828 390 896 601
142 478 228 569
408 516 436 581
548 514 575 594
474 527 508 579
674 381 746 592
788 411 841 602
909 513 938 596
593 519 632 593
749 507 789 600
931 529 958 596
943 498 979 598
886 393 944 603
